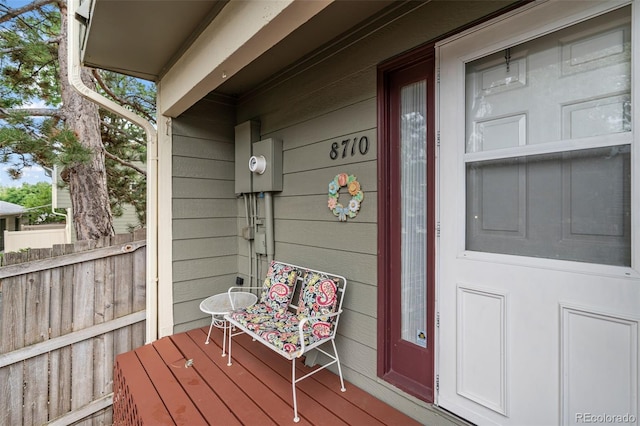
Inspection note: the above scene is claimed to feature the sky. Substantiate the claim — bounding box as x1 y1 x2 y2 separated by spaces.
0 160 51 187
3 1 34 7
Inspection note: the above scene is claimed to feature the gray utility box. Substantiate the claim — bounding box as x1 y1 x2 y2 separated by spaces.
252 138 283 192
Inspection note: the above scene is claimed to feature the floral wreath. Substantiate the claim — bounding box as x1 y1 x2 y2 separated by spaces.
328 173 364 221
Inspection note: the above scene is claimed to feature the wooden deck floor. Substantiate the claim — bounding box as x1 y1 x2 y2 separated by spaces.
113 326 422 426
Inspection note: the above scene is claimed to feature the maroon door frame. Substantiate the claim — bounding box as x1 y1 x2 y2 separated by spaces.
377 44 436 403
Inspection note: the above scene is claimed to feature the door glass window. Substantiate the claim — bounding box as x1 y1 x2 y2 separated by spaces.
401 80 428 345
465 6 631 266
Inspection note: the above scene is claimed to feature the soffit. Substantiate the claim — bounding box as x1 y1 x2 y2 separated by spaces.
82 0 227 81
81 0 395 86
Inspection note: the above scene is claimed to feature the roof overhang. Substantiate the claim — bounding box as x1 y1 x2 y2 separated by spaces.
78 0 396 117
80 1 227 82
0 201 26 216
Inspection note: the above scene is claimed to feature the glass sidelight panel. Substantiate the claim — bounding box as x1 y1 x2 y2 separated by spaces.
378 46 434 401
400 80 427 346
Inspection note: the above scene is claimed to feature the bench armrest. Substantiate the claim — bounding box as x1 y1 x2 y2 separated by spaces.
296 310 343 356
227 286 263 293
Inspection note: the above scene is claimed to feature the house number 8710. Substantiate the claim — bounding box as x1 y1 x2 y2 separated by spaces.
329 136 369 160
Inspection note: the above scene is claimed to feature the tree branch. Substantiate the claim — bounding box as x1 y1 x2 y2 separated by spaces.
0 0 60 24
100 121 146 146
0 107 61 118
0 47 23 55
0 38 62 56
92 69 155 123
103 150 147 176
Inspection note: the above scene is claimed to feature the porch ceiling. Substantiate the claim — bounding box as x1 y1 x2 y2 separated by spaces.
81 0 395 94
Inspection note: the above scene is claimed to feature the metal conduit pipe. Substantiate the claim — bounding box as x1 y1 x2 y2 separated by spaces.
253 193 260 285
67 0 159 342
243 194 254 287
265 192 275 263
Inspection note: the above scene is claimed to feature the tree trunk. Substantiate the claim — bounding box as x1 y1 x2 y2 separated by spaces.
58 4 114 240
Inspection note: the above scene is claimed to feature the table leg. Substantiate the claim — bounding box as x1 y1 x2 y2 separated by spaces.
205 317 215 344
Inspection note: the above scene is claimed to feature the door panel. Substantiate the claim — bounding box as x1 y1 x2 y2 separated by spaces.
456 286 508 415
561 305 638 424
437 2 640 425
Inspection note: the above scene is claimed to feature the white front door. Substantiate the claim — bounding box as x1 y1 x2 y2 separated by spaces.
437 2 639 425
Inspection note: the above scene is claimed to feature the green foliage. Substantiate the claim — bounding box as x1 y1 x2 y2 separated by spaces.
0 2 60 106
0 1 155 227
0 181 64 224
93 70 153 224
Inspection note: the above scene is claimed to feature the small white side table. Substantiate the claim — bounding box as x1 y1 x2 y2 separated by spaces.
199 291 257 356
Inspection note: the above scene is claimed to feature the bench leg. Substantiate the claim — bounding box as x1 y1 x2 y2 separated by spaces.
222 321 227 356
227 322 234 366
332 340 346 392
292 359 300 423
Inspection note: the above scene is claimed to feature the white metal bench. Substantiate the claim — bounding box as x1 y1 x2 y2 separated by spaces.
224 260 347 422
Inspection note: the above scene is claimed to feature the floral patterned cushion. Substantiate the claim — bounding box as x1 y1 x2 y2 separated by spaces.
259 261 298 311
297 272 339 326
227 264 341 357
229 305 333 355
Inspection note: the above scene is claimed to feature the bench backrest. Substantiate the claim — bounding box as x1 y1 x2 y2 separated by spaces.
259 261 299 312
262 260 347 336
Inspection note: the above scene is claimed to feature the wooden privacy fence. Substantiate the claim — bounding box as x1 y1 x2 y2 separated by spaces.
0 230 146 426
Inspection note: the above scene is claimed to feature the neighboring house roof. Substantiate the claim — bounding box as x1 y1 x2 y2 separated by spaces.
0 200 25 216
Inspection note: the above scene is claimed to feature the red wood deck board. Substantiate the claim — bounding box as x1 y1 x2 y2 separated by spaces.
188 328 332 425
151 336 242 426
114 350 175 425
114 326 425 425
229 335 420 426
168 333 276 426
230 330 386 425
191 328 348 426
134 343 208 425
182 329 316 426
296 357 423 426
171 331 278 426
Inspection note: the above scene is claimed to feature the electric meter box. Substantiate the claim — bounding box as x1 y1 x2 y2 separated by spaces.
252 138 283 192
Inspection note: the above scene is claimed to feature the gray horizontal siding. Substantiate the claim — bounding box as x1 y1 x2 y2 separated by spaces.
274 192 377 222
173 134 235 160
170 0 513 419
275 241 377 286
173 217 238 239
172 198 236 219
172 254 237 283
172 96 238 332
173 236 237 261
275 220 376 255
246 97 382 414
173 156 234 180
283 160 376 196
